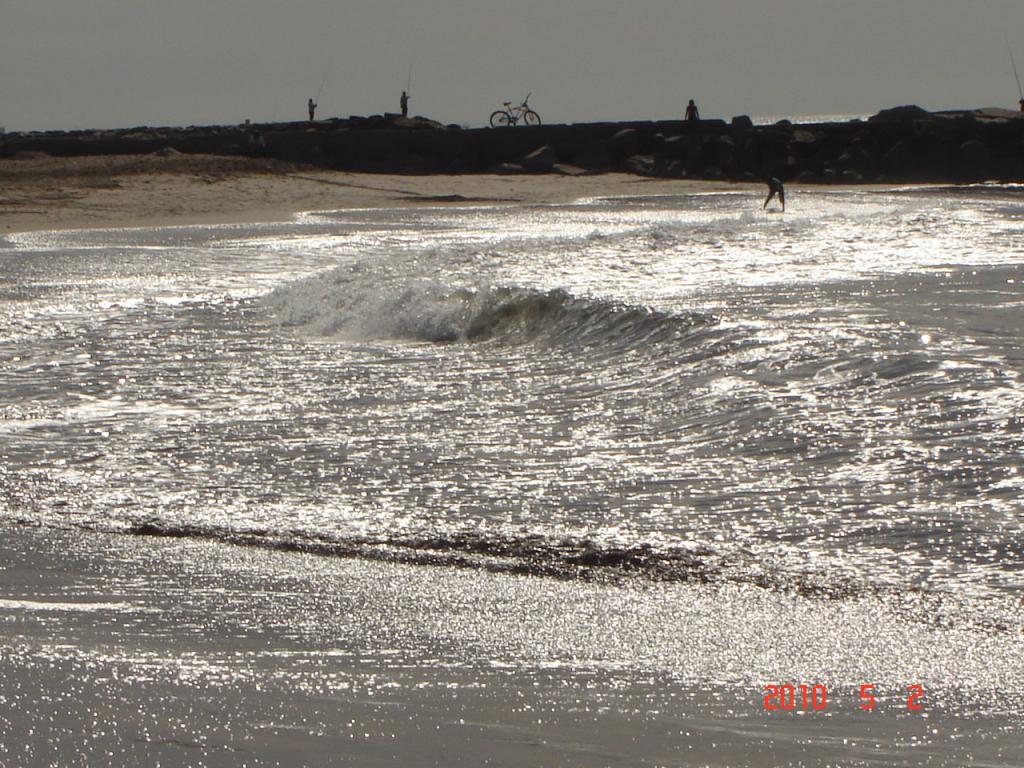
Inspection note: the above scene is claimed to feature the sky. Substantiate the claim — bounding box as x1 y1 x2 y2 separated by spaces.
2 0 1024 132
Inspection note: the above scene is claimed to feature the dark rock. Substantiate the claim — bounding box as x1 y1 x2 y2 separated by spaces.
759 138 792 177
714 135 737 173
2 108 1022 184
869 105 935 123
624 154 656 175
881 140 917 176
956 139 992 168
665 160 686 178
661 135 686 160
738 134 762 170
570 140 611 170
521 145 558 172
685 133 705 174
552 163 589 176
836 145 875 175
610 128 641 160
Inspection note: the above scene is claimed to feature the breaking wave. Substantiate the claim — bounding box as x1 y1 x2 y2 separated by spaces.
263 272 716 349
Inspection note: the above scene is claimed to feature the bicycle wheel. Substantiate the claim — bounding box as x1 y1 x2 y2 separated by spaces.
490 110 513 128
522 110 541 126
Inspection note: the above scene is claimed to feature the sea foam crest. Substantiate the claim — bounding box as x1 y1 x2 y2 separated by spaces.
263 269 715 349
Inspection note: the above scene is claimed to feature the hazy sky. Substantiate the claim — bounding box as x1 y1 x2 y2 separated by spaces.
3 0 1024 132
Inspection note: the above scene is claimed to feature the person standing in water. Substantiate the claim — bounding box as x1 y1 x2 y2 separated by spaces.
308 98 317 121
763 177 785 212
400 91 409 118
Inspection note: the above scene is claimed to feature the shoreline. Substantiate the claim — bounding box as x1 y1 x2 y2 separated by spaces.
1 154 752 235
2 522 1022 767
1 153 912 237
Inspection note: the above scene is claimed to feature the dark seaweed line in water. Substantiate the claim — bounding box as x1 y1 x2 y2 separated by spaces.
126 520 726 585
3 515 1014 634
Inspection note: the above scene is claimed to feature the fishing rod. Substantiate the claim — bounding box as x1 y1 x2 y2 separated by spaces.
315 68 329 103
1005 33 1023 101
405 55 415 96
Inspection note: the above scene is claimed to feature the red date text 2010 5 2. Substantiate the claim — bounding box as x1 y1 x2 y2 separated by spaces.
763 684 924 711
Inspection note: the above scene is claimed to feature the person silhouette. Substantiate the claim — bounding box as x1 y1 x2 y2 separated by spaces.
308 98 317 121
400 91 409 118
763 177 785 212
685 99 700 122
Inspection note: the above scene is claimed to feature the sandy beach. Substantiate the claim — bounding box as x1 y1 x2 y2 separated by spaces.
0 153 749 234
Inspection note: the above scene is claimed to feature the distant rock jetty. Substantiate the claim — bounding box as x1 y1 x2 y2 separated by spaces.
3 106 1024 183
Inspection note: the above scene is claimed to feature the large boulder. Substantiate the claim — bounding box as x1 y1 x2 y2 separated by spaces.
610 128 641 162
624 154 656 176
956 139 993 179
664 160 686 178
661 135 687 160
792 129 819 145
956 139 992 166
572 140 611 170
520 145 558 172
685 133 705 174
881 140 920 176
713 134 738 173
869 105 935 123
758 136 793 177
836 141 877 177
731 115 754 131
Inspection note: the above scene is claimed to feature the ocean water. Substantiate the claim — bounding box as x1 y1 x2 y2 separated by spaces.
4 185 1024 600
752 113 872 125
2 186 1024 749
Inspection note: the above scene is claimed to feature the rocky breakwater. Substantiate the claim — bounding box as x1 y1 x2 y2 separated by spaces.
2 106 1024 183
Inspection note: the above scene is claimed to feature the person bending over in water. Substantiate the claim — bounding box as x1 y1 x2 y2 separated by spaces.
763 177 785 211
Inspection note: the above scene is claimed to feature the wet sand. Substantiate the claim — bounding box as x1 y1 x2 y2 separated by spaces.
1 524 1021 766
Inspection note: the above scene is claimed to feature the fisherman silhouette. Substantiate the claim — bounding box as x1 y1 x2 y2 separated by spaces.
1020 98 1024 113
763 177 785 212
685 99 700 122
400 91 409 118
308 98 317 121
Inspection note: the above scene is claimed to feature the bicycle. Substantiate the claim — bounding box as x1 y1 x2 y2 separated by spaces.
489 94 541 127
